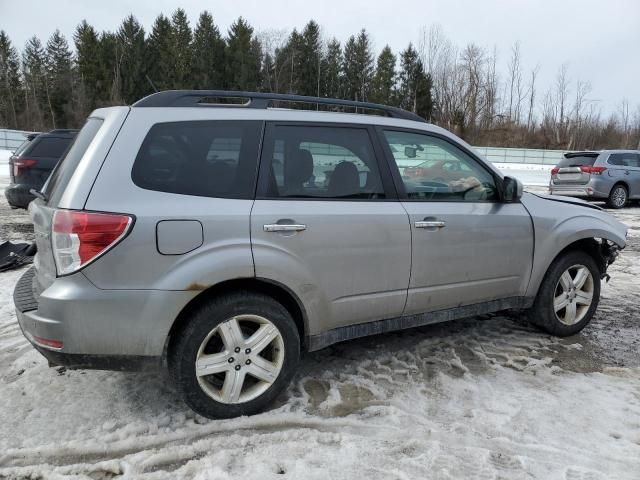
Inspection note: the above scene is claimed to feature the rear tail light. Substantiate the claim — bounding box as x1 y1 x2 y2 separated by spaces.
580 166 607 175
551 167 559 175
13 158 37 177
52 210 133 276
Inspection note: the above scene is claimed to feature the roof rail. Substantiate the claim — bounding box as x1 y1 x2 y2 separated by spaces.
132 90 426 123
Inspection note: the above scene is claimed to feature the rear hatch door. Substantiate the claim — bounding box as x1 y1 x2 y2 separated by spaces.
29 112 125 295
552 152 599 185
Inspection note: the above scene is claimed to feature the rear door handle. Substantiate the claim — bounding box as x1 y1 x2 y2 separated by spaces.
264 224 307 232
415 220 446 229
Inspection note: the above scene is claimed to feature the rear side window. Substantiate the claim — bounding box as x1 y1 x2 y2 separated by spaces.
259 125 385 199
44 118 104 206
557 154 598 167
27 137 73 158
608 153 640 167
132 121 262 199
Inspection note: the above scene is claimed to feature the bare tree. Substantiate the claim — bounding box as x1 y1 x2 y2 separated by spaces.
618 98 631 148
506 42 523 123
555 63 570 144
526 65 539 131
257 29 289 93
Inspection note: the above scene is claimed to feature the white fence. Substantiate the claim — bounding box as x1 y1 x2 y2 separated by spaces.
0 128 567 166
0 129 34 151
473 146 565 166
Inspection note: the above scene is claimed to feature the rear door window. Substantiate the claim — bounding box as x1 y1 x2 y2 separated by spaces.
258 124 386 199
608 153 640 167
44 118 104 206
131 121 262 199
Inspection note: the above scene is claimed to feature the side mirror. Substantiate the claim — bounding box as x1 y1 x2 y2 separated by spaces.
502 176 523 202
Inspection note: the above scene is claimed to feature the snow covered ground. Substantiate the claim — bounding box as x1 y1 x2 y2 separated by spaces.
0 177 639 479
0 149 11 194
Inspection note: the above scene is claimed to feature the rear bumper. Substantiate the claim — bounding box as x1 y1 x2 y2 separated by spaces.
14 267 198 370
549 177 613 199
4 183 34 209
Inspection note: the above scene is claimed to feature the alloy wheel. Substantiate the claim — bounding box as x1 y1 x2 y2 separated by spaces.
195 315 285 404
611 186 627 208
553 264 594 326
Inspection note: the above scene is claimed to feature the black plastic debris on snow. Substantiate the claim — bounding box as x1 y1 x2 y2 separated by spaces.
0 241 36 272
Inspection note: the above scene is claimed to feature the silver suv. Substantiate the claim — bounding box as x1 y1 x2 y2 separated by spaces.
14 91 627 418
549 150 640 208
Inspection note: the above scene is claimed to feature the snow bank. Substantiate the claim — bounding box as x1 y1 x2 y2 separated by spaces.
0 148 11 164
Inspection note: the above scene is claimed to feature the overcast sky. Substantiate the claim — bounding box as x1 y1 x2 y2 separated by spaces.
1 0 638 115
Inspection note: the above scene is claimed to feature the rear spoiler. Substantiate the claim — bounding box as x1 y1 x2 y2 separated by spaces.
564 151 599 158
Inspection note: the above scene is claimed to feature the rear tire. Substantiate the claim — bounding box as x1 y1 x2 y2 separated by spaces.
527 251 601 336
169 292 300 419
607 184 628 209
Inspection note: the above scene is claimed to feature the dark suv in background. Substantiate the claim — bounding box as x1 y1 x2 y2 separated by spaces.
5 129 78 208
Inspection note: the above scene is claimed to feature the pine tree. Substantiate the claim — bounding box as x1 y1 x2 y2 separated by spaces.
117 15 147 103
371 45 396 105
297 20 322 97
170 8 192 89
98 31 121 104
22 36 48 130
321 38 342 98
397 43 433 119
74 21 101 111
0 31 22 128
45 30 74 128
146 14 173 91
275 29 303 94
225 17 261 91
191 11 225 89
342 29 373 101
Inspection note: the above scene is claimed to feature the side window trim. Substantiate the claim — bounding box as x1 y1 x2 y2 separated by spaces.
374 125 504 203
256 121 398 201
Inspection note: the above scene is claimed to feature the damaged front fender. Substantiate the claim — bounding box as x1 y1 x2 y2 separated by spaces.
520 192 628 298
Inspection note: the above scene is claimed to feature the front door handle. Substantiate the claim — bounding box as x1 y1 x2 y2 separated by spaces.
415 220 446 229
264 224 307 232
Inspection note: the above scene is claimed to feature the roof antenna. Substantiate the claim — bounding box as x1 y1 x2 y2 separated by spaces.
146 75 158 93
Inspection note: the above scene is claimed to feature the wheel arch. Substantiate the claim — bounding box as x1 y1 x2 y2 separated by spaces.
525 228 624 299
548 237 609 274
611 180 629 192
164 277 309 359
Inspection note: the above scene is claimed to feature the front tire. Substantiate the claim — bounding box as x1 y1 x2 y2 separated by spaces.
527 251 601 336
607 184 628 209
169 292 300 419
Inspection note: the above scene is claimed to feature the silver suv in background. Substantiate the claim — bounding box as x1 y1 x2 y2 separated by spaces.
549 150 640 208
14 91 627 419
